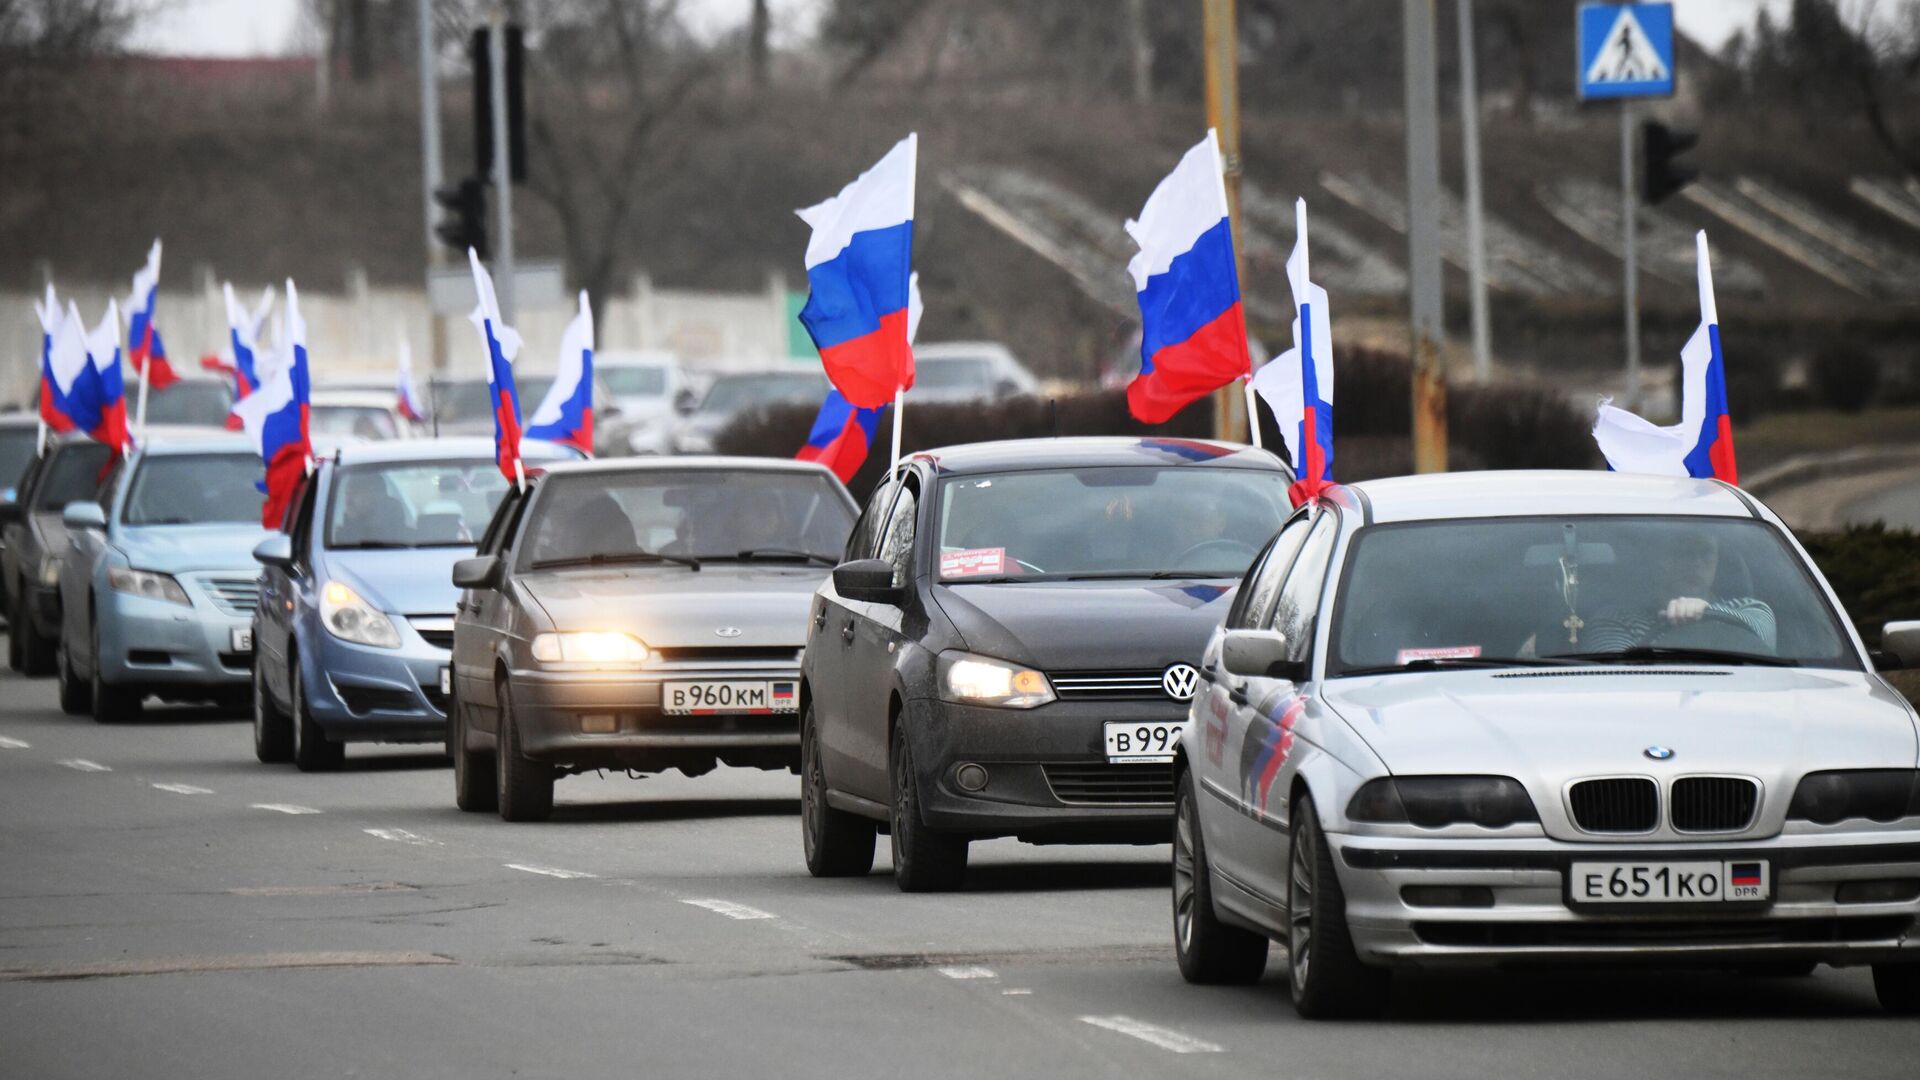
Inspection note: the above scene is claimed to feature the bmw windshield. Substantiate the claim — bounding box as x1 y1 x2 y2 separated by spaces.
326 460 512 549
123 453 264 526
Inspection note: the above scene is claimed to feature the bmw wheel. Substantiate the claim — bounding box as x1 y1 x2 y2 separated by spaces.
801 702 875 877
889 723 967 892
252 654 292 763
494 678 553 822
1287 796 1389 1019
89 620 142 724
289 661 343 772
1173 767 1268 984
450 681 497 813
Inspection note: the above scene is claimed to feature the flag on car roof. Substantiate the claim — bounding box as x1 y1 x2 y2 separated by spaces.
1250 198 1336 507
82 299 129 453
525 291 595 455
395 334 426 424
1592 231 1738 483
467 248 524 482
232 280 313 529
796 133 917 409
126 240 180 392
1124 130 1251 424
34 284 76 434
794 273 921 482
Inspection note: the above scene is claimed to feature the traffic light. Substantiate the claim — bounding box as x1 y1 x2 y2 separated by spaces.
434 178 489 260
1642 121 1698 205
471 25 527 183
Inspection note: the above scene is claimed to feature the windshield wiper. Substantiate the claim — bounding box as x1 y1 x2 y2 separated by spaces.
1552 645 1793 667
718 548 836 567
1061 570 1231 581
1339 655 1585 677
329 541 422 550
530 550 701 571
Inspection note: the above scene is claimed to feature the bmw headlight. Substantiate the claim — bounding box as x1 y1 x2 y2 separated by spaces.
106 567 190 606
1788 770 1920 825
530 631 649 666
938 652 1054 709
320 581 401 648
1347 776 1538 829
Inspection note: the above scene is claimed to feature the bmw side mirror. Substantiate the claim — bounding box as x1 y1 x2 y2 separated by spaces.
833 558 899 604
1880 621 1920 671
452 555 503 591
62 501 106 531
253 534 295 571
1221 628 1303 682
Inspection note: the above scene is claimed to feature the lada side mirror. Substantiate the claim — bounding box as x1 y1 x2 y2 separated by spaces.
452 555 503 591
61 501 106 531
833 558 899 604
1880 621 1920 671
253 534 295 571
1221 628 1304 682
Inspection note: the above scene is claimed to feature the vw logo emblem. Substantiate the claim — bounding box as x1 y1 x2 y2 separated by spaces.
1644 745 1675 761
714 626 743 639
1162 663 1201 702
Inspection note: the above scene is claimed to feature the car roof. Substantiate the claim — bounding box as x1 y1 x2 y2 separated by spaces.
913 342 1018 362
537 455 840 480
911 436 1288 476
1344 470 1758 524
328 436 576 467
0 411 41 430
133 435 256 457
311 390 402 408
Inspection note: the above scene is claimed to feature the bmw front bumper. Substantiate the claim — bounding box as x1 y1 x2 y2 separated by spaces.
302 615 451 743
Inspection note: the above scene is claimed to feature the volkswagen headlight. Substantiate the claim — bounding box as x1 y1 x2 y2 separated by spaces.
106 567 190 606
1347 776 1539 829
530 631 649 666
938 652 1054 709
320 581 401 648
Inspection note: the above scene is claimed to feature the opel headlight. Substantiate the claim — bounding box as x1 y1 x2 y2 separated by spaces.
530 631 649 666
938 652 1054 709
106 567 190 606
320 580 401 648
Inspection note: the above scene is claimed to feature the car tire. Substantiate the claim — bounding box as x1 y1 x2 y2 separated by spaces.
1173 768 1268 984
57 630 91 715
289 661 343 772
801 703 875 877
450 683 497 813
17 594 54 677
495 679 553 822
252 653 293 764
1873 963 1920 1015
1287 796 1389 1019
90 620 142 724
889 723 967 892
6 590 22 672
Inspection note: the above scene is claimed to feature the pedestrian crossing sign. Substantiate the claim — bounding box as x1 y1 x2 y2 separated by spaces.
1578 3 1675 100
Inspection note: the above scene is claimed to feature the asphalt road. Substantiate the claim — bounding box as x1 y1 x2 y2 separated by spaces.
2 652 1917 1079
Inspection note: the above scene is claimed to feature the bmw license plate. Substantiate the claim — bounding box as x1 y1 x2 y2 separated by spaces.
230 627 252 652
665 680 798 715
1569 860 1770 904
1103 721 1182 763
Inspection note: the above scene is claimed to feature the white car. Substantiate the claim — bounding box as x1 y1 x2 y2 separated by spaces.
908 342 1040 403
1174 470 1920 1017
309 389 415 441
596 351 691 455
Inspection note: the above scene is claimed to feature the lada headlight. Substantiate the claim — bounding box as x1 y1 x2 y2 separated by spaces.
938 652 1055 709
1347 776 1539 828
530 631 649 666
106 567 190 606
320 581 401 648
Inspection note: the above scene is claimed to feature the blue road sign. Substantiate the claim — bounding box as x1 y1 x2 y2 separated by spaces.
1577 3 1676 100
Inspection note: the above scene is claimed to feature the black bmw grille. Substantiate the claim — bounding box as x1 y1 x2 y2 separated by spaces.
1670 776 1759 833
1043 763 1175 805
1568 777 1659 833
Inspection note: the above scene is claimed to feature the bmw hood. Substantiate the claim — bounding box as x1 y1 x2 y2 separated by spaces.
932 579 1236 671
518 564 824 647
119 524 270 573
325 547 474 615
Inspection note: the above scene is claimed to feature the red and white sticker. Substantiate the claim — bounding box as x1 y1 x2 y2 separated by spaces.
940 547 1006 578
1395 645 1482 665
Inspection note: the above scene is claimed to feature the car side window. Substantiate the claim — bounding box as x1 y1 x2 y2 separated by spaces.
846 478 898 563
1233 511 1313 630
96 460 126 512
476 486 525 558
1270 513 1338 664
876 478 919 589
287 476 319 571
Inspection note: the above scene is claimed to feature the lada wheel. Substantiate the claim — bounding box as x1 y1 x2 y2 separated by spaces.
90 621 141 724
801 703 875 877
289 662 344 772
56 631 90 715
1287 796 1389 1019
889 723 967 892
1875 963 1920 1015
494 679 554 822
252 656 292 763
1173 768 1268 984
451 684 497 813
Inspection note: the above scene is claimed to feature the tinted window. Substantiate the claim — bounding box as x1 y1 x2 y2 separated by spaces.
845 478 899 563
310 405 399 440
31 444 114 510
602 367 668 396
697 373 829 417
1232 512 1313 630
1271 514 1337 662
124 453 266 526
325 460 511 549
428 380 491 424
143 381 232 426
0 428 36 497
913 357 994 391
877 483 918 588
519 469 855 569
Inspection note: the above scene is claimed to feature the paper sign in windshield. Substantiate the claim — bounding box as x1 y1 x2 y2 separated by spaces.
1396 645 1482 665
940 547 1006 578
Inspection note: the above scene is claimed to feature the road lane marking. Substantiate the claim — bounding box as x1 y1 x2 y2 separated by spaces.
364 828 437 846
58 759 111 773
938 965 996 980
1002 988 1033 996
0 736 29 749
505 864 597 880
251 803 322 815
681 898 775 920
151 783 213 795
1078 1016 1224 1054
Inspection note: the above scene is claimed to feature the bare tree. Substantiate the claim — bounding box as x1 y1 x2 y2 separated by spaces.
1842 0 1920 180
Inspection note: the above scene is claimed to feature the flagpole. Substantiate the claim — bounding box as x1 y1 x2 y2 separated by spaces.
888 386 903 472
134 324 151 442
1242 375 1261 449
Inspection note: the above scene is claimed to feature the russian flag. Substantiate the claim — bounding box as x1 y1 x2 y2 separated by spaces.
82 300 130 453
1593 231 1738 483
34 285 76 434
525 291 595 455
43 300 96 436
796 390 886 484
796 133 917 409
220 283 276 429
1124 130 1251 424
395 335 427 423
1250 198 1336 506
232 280 312 529
126 240 180 392
466 248 524 481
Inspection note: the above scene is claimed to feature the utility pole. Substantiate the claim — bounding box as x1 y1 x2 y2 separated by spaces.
1404 0 1448 472
1201 0 1249 444
1457 0 1491 382
488 3 517 322
1620 101 1640 411
417 0 449 373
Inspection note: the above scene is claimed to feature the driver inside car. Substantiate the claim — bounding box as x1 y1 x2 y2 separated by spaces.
1580 532 1777 653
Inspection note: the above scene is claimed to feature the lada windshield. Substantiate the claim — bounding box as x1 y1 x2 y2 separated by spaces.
123 452 264 526
326 459 511 549
935 466 1290 582
1328 516 1858 675
520 470 854 569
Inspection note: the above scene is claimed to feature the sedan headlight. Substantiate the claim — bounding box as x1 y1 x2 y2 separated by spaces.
938 652 1054 709
1788 770 1920 825
1347 776 1538 829
106 567 190 606
320 580 401 649
530 631 649 666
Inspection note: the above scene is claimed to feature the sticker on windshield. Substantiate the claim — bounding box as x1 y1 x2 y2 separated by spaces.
1396 645 1482 665
940 547 1006 578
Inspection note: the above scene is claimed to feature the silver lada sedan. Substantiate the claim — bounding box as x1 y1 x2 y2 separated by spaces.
1173 470 1920 1017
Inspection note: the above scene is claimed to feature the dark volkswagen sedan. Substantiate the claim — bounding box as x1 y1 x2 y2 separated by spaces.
448 458 857 821
802 437 1293 891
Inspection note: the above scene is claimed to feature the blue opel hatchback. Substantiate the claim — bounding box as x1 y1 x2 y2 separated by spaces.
250 438 579 770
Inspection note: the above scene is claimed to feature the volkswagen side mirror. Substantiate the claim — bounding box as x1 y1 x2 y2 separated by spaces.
833 558 899 604
61 501 105 531
253 534 295 571
1221 628 1303 682
452 555 503 591
1880 621 1920 671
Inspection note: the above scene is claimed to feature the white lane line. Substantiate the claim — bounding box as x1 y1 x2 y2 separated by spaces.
937 965 996 980
1078 1016 1224 1054
151 783 213 795
0 736 30 749
681 898 775 920
251 803 322 815
1002 988 1033 996
505 864 597 880
58 759 111 773
363 828 438 846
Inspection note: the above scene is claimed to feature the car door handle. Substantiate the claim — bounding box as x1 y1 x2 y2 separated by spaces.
813 609 827 632
841 621 856 644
